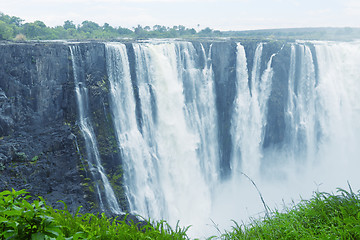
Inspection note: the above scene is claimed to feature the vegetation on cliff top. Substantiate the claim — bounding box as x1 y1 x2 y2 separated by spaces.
0 12 220 41
1 187 360 239
1 12 360 41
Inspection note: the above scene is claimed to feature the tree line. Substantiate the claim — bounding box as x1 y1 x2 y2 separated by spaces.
2 12 359 41
0 12 221 41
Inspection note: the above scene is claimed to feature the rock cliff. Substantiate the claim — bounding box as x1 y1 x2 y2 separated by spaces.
0 40 292 213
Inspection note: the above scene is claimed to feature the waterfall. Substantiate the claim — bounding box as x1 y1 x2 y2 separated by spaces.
132 42 212 228
216 40 360 238
231 43 251 174
313 41 360 174
69 45 122 214
179 42 219 188
105 42 165 219
285 44 317 163
105 41 221 234
283 41 360 171
93 40 360 237
231 43 275 178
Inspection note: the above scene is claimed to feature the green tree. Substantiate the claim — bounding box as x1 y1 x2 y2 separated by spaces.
10 16 24 27
34 20 46 28
66 28 78 38
63 20 76 30
52 26 67 39
213 30 222 36
21 21 50 39
177 25 186 35
103 23 112 31
199 27 213 35
0 20 14 39
187 28 196 35
153 25 167 33
134 25 147 38
0 13 11 24
117 27 133 35
80 20 100 33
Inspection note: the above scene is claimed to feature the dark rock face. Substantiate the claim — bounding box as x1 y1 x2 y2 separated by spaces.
0 41 129 214
209 41 292 177
0 40 292 214
125 43 143 134
0 42 90 212
262 42 291 149
69 43 127 211
0 88 13 136
211 42 238 178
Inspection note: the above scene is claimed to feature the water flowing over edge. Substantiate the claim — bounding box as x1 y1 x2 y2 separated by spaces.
69 45 123 215
70 40 360 238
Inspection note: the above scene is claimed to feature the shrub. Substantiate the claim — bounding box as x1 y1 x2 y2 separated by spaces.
0 189 61 239
14 34 26 41
0 189 190 239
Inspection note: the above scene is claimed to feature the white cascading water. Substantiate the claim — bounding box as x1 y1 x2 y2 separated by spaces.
230 43 251 174
106 42 218 234
179 42 219 187
69 45 122 215
280 41 360 205
285 44 317 165
105 42 165 220
231 43 275 177
102 40 360 238
210 41 360 238
312 41 360 179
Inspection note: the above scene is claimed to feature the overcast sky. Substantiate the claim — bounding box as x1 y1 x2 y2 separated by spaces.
1 0 360 31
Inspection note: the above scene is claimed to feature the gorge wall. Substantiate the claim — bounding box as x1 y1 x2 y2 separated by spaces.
1 40 359 236
0 42 125 212
0 39 288 211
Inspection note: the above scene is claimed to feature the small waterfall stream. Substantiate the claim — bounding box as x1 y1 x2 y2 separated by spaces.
69 45 122 214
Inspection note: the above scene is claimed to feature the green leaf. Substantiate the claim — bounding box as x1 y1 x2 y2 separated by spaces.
4 220 19 229
5 209 23 216
3 229 16 239
0 190 11 196
73 231 87 240
43 228 60 238
14 189 28 197
0 216 8 223
4 195 13 204
31 232 46 240
42 215 55 226
57 200 68 211
23 210 36 220
22 199 34 210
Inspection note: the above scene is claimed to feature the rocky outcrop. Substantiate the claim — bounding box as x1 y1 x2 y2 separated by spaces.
0 41 130 213
69 43 127 211
0 39 292 213
211 41 238 178
262 42 291 149
0 42 89 212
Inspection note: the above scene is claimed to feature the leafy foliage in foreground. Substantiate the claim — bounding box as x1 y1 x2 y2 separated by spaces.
222 187 360 239
2 188 360 239
0 189 189 239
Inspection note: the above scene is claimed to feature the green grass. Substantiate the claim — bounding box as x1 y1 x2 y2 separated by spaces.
222 187 360 239
0 189 190 239
2 188 360 239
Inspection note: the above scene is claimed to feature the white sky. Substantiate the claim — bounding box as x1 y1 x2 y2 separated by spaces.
1 0 360 31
